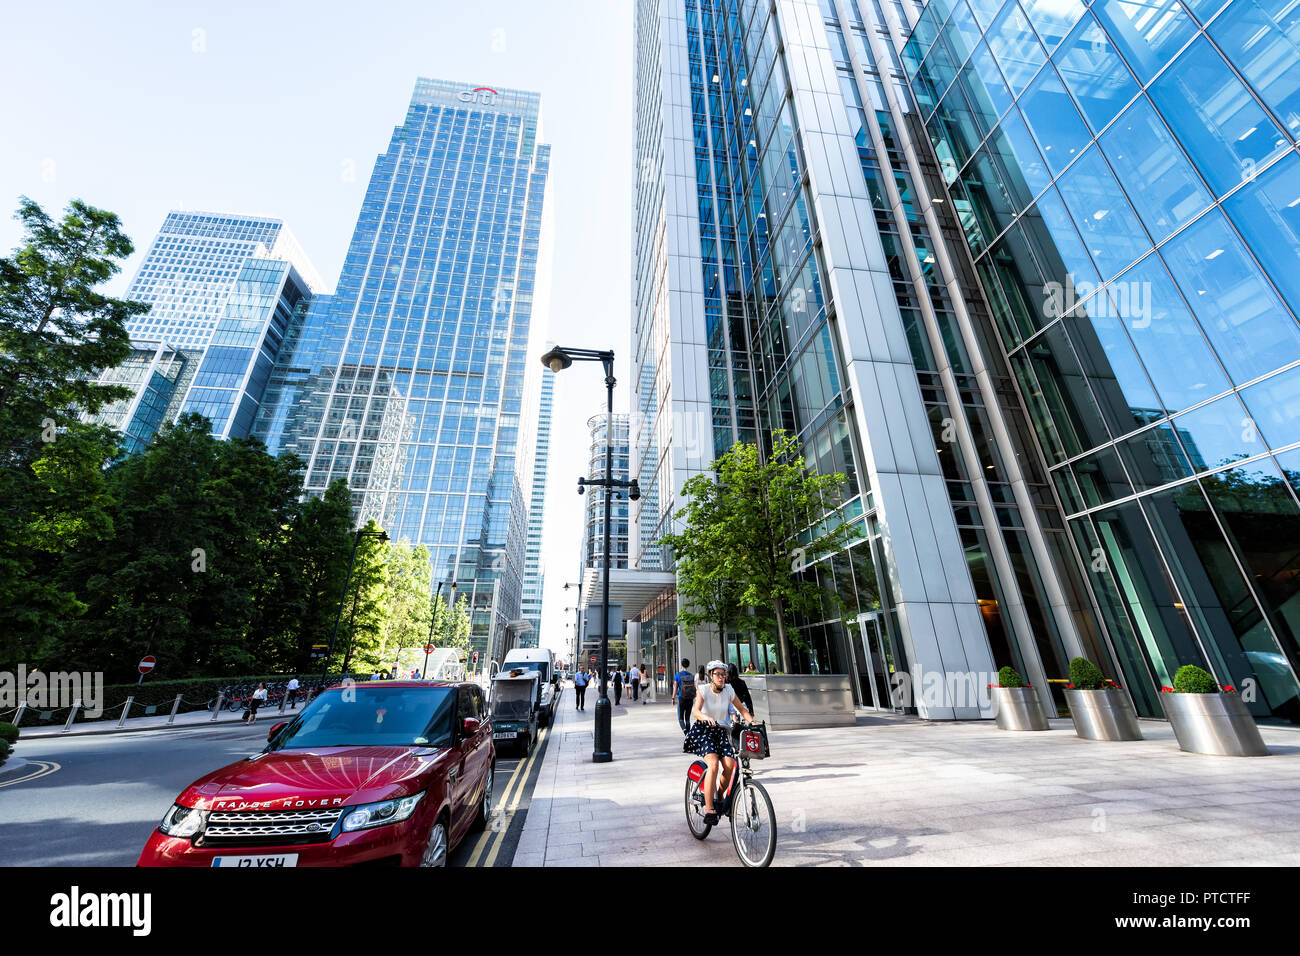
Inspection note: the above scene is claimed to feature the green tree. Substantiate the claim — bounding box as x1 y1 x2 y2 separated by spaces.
263 480 355 672
0 197 147 667
0 198 145 448
57 415 304 679
662 430 855 673
339 520 390 674
659 468 748 665
381 540 433 665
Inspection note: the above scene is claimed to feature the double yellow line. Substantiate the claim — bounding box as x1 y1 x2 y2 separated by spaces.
466 724 549 867
0 759 60 789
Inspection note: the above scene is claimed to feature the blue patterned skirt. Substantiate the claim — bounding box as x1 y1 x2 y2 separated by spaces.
683 720 735 759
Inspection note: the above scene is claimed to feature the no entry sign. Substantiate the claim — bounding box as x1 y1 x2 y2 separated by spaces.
138 655 157 675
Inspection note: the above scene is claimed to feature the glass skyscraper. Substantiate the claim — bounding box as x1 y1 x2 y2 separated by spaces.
260 79 553 664
123 211 321 351
900 0 1300 722
520 372 555 647
631 0 1300 724
85 341 202 454
581 412 632 572
93 211 321 447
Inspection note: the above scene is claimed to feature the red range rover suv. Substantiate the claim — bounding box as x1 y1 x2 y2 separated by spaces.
138 681 494 867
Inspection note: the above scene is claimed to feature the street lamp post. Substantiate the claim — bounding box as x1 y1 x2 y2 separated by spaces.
541 346 640 763
321 527 389 689
422 580 457 679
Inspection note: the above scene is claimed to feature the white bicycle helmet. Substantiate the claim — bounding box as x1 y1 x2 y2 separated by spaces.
706 659 727 675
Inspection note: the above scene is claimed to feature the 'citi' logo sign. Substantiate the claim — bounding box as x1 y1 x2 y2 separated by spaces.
457 86 498 105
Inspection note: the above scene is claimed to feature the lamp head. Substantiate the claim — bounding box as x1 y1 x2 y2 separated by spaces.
540 346 572 373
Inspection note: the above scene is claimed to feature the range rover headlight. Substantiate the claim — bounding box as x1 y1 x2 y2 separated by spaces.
341 792 425 832
159 803 208 838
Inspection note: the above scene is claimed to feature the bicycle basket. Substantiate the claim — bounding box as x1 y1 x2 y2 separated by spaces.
740 722 770 759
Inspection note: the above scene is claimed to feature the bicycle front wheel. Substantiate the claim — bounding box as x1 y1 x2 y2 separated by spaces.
684 776 712 840
730 779 776 867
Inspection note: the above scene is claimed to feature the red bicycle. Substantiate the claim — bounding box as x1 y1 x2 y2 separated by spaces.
684 721 776 867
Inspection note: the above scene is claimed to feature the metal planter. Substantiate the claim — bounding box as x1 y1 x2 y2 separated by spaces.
1160 691 1269 756
991 686 1049 731
1064 688 1142 741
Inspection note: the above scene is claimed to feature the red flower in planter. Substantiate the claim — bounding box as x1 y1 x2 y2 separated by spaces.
1160 686 1173 693
1222 685 1236 692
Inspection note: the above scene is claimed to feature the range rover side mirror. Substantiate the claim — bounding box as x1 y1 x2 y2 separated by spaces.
267 720 289 743
461 717 481 736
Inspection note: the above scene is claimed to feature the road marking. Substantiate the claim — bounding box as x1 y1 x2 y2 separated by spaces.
483 724 549 868
465 724 550 867
0 760 60 789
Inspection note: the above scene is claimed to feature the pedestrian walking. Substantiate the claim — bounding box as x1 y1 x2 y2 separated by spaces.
629 662 641 702
612 667 623 705
246 682 267 723
286 675 300 709
674 659 696 733
574 666 592 710
727 662 754 714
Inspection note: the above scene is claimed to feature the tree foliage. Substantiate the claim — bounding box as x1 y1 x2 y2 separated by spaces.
661 430 856 673
0 198 454 682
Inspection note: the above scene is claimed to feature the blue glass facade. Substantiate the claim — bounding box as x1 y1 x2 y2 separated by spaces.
903 0 1300 721
182 258 312 439
519 371 555 646
260 79 552 663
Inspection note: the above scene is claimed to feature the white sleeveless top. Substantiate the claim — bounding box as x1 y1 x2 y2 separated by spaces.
698 683 738 726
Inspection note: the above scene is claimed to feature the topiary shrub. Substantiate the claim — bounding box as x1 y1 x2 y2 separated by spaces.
1173 664 1219 694
997 666 1026 688
0 722 18 745
0 737 10 766
1068 657 1105 690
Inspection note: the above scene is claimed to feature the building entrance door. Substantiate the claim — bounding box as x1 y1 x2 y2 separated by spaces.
856 611 896 711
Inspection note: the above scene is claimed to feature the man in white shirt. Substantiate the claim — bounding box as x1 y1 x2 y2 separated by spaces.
286 676 300 709
628 664 642 703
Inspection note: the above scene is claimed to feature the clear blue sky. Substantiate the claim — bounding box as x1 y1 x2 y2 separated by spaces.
0 0 635 658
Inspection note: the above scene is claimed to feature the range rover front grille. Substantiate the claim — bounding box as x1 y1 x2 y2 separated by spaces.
200 808 345 847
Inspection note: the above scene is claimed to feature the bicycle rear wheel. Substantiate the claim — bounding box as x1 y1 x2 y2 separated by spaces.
684 776 712 840
730 779 776 867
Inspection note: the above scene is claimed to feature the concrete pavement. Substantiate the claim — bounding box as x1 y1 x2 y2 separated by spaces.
513 689 1300 866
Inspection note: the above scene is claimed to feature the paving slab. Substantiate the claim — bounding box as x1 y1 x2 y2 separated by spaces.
509 686 1300 866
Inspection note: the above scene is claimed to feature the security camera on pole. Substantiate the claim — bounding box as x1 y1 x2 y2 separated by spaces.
540 345 639 763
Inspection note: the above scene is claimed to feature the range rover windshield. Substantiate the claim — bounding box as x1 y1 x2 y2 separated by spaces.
269 686 456 750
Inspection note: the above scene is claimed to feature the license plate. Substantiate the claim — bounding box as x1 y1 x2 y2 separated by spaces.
493 731 516 740
211 854 299 868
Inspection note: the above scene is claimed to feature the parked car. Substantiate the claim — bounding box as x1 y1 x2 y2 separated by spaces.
137 681 493 867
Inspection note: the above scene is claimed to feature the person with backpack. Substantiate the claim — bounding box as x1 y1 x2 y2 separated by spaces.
674 658 696 733
612 666 624 705
573 666 592 711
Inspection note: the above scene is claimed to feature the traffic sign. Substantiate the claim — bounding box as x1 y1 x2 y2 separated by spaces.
424 643 436 654
138 656 156 675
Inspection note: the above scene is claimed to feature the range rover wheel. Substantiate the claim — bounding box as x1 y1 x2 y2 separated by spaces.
471 764 493 833
420 817 449 867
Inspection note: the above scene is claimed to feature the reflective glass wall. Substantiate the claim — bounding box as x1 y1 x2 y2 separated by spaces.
260 80 551 661
903 0 1300 721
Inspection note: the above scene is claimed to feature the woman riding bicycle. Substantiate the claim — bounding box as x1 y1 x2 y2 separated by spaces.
683 660 757 825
